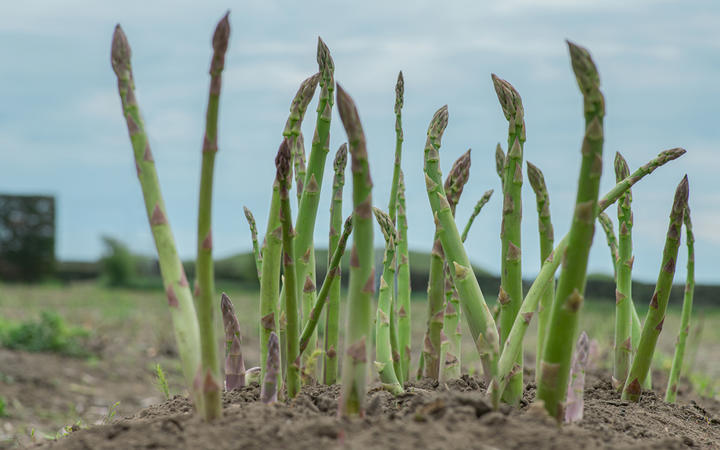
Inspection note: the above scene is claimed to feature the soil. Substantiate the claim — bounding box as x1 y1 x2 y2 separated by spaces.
37 370 720 450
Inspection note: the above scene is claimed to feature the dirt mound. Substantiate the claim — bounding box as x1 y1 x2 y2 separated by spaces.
39 371 720 449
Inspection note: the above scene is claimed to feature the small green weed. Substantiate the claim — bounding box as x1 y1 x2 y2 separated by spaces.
0 311 93 358
154 364 170 399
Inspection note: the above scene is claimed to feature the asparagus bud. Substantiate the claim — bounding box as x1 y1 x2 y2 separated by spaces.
220 293 246 391
243 206 262 280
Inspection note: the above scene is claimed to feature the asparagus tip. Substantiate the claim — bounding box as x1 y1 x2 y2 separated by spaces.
428 105 449 139
395 71 404 112
220 292 234 315
111 24 131 76
566 40 600 92
614 152 630 181
491 74 522 121
526 161 546 194
334 143 348 171
275 139 292 181
212 11 231 54
336 84 363 147
674 175 690 211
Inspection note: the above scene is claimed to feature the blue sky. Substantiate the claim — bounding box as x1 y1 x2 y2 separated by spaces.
1 1 717 283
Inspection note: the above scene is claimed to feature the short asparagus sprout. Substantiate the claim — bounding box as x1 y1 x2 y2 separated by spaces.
622 176 688 402
337 84 374 417
220 293 246 391
111 23 201 408
565 331 590 424
537 41 605 420
260 332 280 404
665 205 694 403
243 206 262 281
526 161 554 385
324 143 348 385
460 189 493 243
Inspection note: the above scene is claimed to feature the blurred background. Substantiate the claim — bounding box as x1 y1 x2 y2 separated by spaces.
0 0 718 445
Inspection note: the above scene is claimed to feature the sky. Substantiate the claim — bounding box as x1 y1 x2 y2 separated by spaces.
0 1 718 284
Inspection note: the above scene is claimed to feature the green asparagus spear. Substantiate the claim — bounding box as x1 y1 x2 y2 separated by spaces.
622 176 688 402
276 140 301 398
260 332 280 404
460 190 494 243
373 208 404 394
323 144 347 385
665 204 694 403
243 206 262 281
597 212 619 276
337 84 374 416
396 171 412 382
492 73 526 405
536 41 605 420
613 153 634 389
111 24 201 406
423 105 500 399
526 162 555 385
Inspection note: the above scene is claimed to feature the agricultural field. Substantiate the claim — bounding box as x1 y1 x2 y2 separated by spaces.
0 282 718 447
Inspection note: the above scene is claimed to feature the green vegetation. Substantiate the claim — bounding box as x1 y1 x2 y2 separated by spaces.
154 364 170 400
0 311 92 358
100 236 136 287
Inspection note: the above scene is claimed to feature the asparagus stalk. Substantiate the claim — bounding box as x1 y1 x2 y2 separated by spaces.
536 41 605 420
220 293 246 390
441 150 472 381
261 73 319 384
526 162 555 384
565 331 589 424
294 133 307 201
323 144 347 385
423 230 445 379
422 105 500 396
111 24 201 402
294 39 335 375
243 207 262 281
260 332 280 404
597 212 619 276
492 74 526 405
299 215 353 355
665 205 694 403
622 176 688 402
337 84 374 416
396 171 412 382
276 140 301 398
613 153 634 389
493 147 687 402
461 190 494 243
373 208 405 394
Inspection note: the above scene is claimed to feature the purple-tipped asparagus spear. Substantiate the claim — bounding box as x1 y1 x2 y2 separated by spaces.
220 293 246 391
565 331 589 423
261 332 280 404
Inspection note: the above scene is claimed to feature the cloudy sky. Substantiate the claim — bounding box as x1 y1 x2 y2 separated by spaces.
1 1 717 283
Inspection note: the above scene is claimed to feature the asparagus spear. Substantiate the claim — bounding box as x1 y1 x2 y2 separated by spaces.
613 153 634 389
536 41 605 420
422 105 500 399
622 176 688 402
294 39 335 375
111 24 201 404
373 208 405 394
492 74 526 405
526 162 554 384
323 144 347 385
220 293 246 390
460 190 493 243
337 84 374 416
276 140 301 398
440 150 472 381
294 133 307 201
243 206 262 281
193 13 230 420
260 73 319 385
299 215 353 355
424 231 445 379
396 171 412 382
565 331 589 423
665 205 694 403
492 147 687 402
260 332 280 404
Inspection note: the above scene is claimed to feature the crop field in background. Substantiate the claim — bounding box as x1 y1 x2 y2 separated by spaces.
0 281 718 446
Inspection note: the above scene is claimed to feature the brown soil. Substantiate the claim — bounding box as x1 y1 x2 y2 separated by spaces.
38 370 720 450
